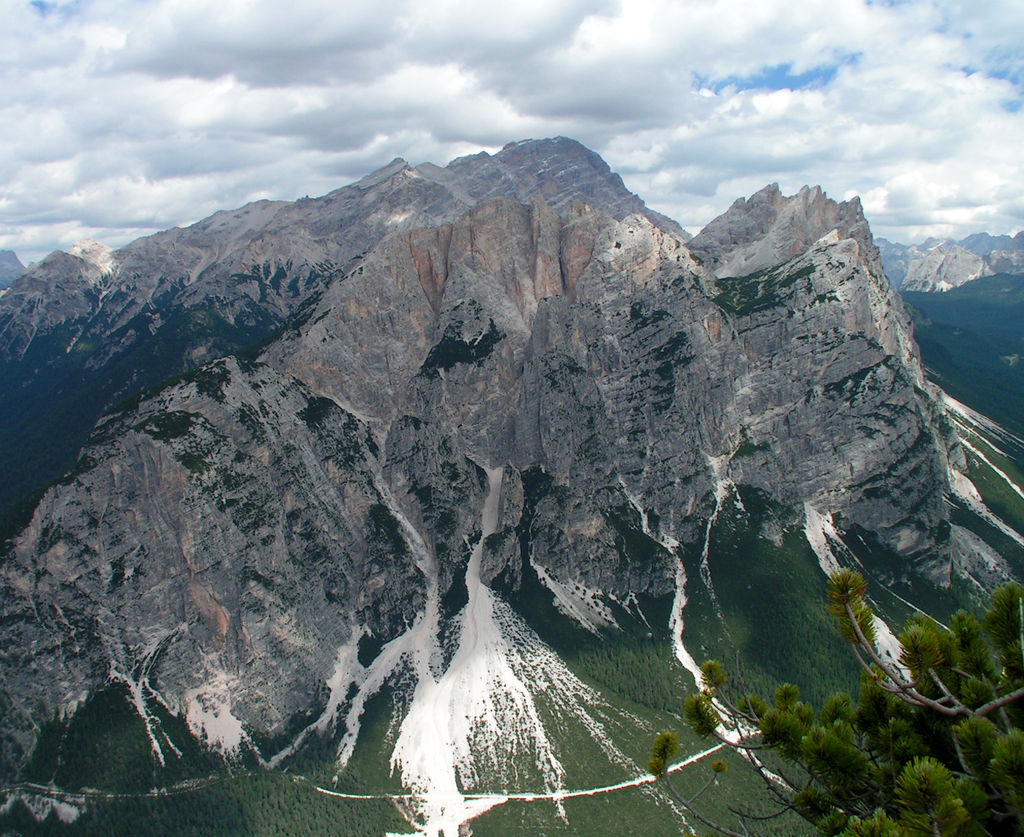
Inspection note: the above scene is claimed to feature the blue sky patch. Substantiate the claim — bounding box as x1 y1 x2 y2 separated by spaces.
28 0 79 17
697 59 853 95
988 66 1024 89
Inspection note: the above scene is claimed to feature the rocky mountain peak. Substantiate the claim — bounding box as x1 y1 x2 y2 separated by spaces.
0 137 694 511
879 228 1024 291
354 156 413 190
68 238 116 278
0 250 23 290
688 182 876 279
959 231 1023 256
900 242 987 292
421 137 687 238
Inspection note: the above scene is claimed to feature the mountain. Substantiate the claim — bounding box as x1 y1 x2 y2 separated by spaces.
879 232 1024 291
2 141 1023 836
686 183 875 278
0 250 24 289
0 136 679 516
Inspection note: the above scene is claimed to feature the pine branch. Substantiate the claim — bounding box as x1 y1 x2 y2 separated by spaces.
658 773 751 837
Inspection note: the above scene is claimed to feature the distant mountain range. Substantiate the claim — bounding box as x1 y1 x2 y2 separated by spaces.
878 232 1024 291
0 250 24 289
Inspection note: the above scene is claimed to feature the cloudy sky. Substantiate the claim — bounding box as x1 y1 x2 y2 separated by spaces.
2 0 1022 263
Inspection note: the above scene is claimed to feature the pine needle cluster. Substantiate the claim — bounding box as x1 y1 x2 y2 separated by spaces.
651 571 1024 835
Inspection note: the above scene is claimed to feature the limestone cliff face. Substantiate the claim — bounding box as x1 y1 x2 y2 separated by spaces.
0 356 491 764
0 145 993 788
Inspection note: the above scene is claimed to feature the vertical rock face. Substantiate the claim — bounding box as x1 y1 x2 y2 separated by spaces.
0 142 1005 810
1 359 442 750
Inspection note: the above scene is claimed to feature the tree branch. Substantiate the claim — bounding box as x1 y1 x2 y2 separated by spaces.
658 773 751 837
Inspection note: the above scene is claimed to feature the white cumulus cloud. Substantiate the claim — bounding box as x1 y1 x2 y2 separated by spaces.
0 0 1021 262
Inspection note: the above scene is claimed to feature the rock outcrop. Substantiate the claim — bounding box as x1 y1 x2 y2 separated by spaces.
879 231 1024 291
687 183 875 278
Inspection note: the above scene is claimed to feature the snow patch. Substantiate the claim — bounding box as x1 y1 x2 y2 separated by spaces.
959 436 1024 504
105 628 184 765
334 623 415 769
669 559 705 691
386 466 633 836
11 794 81 824
620 592 652 629
942 390 1024 452
312 466 638 835
949 469 1024 550
267 632 363 768
333 468 451 776
667 455 737 691
803 503 842 576
618 477 681 551
696 454 733 612
316 636 362 735
615 480 701 686
702 455 733 572
390 467 566 835
184 665 249 755
872 615 905 672
803 505 912 671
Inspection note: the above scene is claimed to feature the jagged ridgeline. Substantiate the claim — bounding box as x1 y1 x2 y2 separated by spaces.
2 139 1024 836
